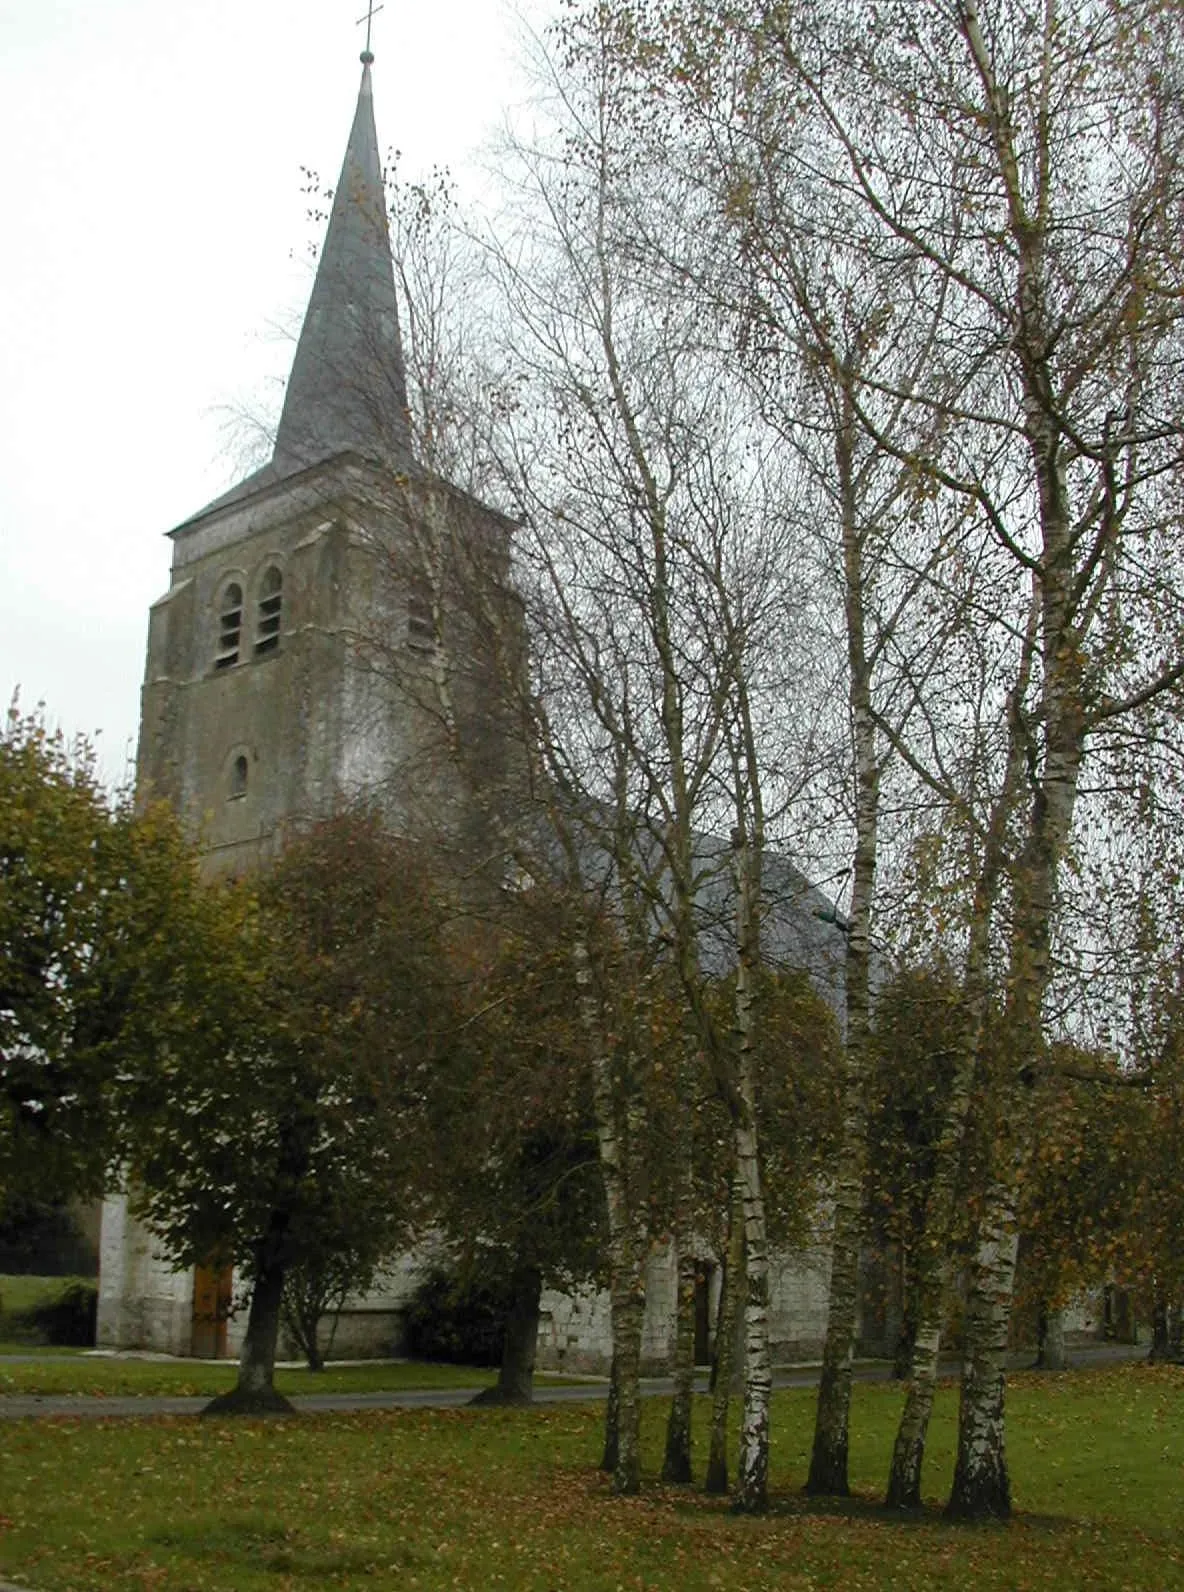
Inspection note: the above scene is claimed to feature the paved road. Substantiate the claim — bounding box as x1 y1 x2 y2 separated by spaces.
0 1343 1145 1422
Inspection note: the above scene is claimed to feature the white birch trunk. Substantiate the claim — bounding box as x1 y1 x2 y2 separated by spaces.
732 832 772 1515
808 371 878 1497
573 935 647 1494
662 1100 697 1484
946 1182 1020 1519
705 1172 745 1494
885 1319 942 1508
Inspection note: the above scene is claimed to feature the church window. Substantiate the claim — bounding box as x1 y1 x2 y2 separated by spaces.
229 754 249 799
255 566 283 656
407 578 436 651
215 581 244 669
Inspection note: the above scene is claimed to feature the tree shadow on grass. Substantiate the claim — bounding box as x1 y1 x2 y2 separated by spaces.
764 1488 1089 1537
150 1517 425 1579
650 1477 1090 1537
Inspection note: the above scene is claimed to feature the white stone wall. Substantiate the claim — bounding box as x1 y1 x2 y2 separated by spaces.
534 1237 834 1376
769 1240 833 1359
96 1194 194 1355
96 1202 838 1372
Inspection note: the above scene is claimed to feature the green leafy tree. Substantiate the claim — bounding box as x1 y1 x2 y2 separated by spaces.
124 811 448 1412
0 705 230 1214
864 965 965 1378
426 886 608 1405
1 707 124 1205
1013 1049 1145 1364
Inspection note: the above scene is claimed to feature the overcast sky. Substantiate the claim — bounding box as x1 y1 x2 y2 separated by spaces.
0 0 548 783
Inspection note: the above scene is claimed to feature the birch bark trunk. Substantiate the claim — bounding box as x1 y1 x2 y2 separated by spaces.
1035 1307 1066 1372
573 935 647 1494
705 1175 745 1494
947 0 1086 1519
611 1260 647 1494
662 1221 697 1482
807 370 878 1497
946 1184 1020 1519
732 831 772 1516
947 712 1082 1518
601 1352 620 1474
887 592 1038 1509
884 1319 942 1508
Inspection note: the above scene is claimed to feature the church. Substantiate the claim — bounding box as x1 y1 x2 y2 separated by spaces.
96 41 846 1371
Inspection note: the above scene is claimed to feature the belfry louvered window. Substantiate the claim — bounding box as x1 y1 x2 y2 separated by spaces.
215 581 244 669
255 566 283 656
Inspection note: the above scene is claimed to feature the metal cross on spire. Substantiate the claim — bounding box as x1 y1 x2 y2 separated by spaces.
357 1 383 63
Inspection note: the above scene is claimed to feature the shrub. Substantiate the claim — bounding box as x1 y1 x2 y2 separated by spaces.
20 1281 98 1346
401 1266 513 1366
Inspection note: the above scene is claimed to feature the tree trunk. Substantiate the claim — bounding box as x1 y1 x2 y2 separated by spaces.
733 1114 771 1515
705 1177 745 1494
885 1320 941 1509
807 359 879 1500
573 935 648 1494
470 1262 542 1405
601 1351 620 1473
1148 1293 1169 1362
662 1234 697 1483
611 1260 647 1495
891 1254 916 1380
203 1219 293 1415
886 792 1018 1508
732 833 771 1517
805 1174 861 1497
945 1186 1020 1520
1035 1305 1067 1371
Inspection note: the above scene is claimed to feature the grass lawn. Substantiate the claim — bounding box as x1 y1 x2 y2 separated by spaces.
0 1278 93 1319
0 1356 510 1399
0 1363 1180 1590
0 1277 96 1352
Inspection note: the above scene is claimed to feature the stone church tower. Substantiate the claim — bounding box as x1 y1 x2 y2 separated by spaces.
97 48 516 1356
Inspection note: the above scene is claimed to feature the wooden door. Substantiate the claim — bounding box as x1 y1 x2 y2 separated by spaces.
191 1264 233 1358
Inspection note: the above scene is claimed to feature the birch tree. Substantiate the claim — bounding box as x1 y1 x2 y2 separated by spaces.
725 0 1183 1519
478 10 832 1507
587 0 1184 1517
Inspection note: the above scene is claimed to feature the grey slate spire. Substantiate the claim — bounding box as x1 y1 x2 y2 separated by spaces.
273 55 412 471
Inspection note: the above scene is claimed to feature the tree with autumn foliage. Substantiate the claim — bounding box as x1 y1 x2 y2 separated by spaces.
123 810 450 1413
422 882 606 1406
862 964 966 1378
591 0 1184 1520
1010 1047 1146 1367
0 704 240 1216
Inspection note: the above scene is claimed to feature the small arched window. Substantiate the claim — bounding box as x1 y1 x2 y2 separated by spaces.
229 754 249 800
255 566 283 656
215 581 244 669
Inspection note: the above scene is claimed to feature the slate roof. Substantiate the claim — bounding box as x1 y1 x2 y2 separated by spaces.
177 57 411 533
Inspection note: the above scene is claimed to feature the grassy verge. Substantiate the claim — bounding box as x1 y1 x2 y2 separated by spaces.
0 1364 1180 1590
0 1278 91 1318
0 1356 509 1398
0 1346 81 1359
0 1277 95 1347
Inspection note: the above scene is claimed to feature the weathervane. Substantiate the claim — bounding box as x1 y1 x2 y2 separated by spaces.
357 1 383 63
